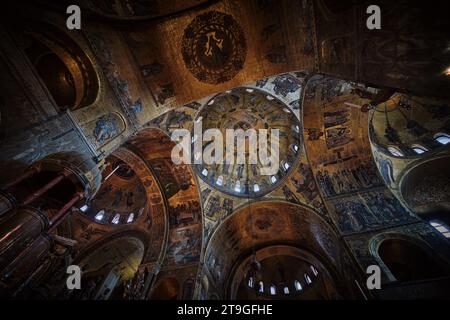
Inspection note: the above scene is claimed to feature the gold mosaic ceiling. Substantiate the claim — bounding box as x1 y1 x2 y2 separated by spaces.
193 87 301 197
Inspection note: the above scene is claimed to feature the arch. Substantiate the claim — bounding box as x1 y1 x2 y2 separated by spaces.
399 155 450 215
370 233 449 283
75 230 148 270
110 146 167 266
378 239 447 282
302 74 385 201
203 200 355 299
22 22 99 110
228 245 340 300
125 127 203 277
72 231 147 300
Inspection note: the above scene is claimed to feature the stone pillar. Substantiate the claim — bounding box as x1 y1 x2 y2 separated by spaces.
0 167 41 217
0 206 48 273
0 233 52 297
0 191 16 218
0 152 104 296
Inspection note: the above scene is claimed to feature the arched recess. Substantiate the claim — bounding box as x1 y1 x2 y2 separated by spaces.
19 21 99 111
111 146 169 267
81 153 148 226
229 245 340 300
124 128 203 287
67 146 168 271
71 230 147 300
368 93 450 219
399 156 450 218
201 201 359 300
370 234 449 283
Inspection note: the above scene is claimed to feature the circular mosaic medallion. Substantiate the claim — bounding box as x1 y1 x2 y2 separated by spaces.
182 11 247 84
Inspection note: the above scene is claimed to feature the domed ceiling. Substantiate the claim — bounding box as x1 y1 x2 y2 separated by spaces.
193 87 302 198
82 155 147 225
369 93 450 155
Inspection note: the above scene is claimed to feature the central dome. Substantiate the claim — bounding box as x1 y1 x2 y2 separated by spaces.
193 87 301 197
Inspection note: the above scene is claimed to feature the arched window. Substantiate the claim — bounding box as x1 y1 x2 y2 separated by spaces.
310 265 319 276
434 133 450 145
283 286 290 295
258 281 264 293
234 180 241 192
127 213 134 223
430 221 450 238
411 144 428 154
112 213 120 224
378 239 446 282
292 144 299 153
80 205 89 213
253 184 260 192
304 274 312 284
294 280 303 291
270 176 277 184
292 125 300 133
269 285 276 295
247 277 254 288
216 175 223 186
201 168 208 177
388 146 404 157
95 210 105 221
282 162 290 171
